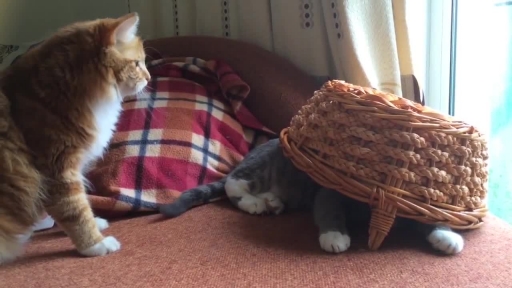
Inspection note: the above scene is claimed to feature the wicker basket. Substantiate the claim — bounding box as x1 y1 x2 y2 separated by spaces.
280 80 489 250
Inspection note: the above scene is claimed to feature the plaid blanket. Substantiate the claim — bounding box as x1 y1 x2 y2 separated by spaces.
86 57 274 218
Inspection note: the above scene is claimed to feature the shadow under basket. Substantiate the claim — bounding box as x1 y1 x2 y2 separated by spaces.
279 80 489 250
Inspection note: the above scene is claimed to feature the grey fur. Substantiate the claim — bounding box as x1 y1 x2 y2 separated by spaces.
226 138 319 212
313 188 348 235
160 138 464 254
159 178 227 218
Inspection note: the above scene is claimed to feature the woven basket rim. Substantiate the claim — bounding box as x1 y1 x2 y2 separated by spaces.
280 128 488 217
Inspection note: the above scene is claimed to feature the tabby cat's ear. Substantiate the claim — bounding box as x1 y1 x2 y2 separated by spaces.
112 12 140 43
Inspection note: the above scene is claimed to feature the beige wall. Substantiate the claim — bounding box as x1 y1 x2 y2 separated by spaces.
0 0 129 43
128 0 175 40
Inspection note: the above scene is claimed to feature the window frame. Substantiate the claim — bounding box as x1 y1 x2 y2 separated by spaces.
423 0 454 115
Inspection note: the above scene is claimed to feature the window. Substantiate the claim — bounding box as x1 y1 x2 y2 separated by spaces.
449 1 511 223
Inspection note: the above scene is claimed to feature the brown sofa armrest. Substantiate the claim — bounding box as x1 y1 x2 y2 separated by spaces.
144 36 319 133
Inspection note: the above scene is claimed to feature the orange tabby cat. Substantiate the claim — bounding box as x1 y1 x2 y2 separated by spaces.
0 12 150 263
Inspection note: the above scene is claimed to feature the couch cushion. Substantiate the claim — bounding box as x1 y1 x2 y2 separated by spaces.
1 203 510 287
144 36 322 133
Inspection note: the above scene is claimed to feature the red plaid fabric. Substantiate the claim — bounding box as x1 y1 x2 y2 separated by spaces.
86 57 274 218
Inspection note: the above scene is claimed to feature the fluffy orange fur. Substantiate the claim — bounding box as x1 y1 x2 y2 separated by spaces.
0 13 150 263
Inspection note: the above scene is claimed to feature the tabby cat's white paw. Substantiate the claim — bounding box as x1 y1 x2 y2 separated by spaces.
79 236 121 257
428 229 464 255
16 230 33 244
0 238 24 265
319 231 351 253
95 217 109 231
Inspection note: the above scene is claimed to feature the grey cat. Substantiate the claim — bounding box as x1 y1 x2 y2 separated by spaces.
160 138 464 255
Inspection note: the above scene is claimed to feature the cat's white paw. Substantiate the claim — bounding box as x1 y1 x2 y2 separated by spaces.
319 231 351 253
16 230 33 244
258 192 285 215
225 178 284 215
238 196 267 215
95 217 109 231
428 229 464 255
0 237 24 265
0 249 22 265
226 178 266 215
79 236 121 257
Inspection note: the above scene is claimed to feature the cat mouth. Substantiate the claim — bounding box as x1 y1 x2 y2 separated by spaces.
131 80 149 97
136 80 148 92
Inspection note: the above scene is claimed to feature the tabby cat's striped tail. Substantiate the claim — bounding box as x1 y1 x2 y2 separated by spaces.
159 177 227 218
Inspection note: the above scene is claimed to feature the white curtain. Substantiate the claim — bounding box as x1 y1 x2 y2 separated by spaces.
133 0 418 99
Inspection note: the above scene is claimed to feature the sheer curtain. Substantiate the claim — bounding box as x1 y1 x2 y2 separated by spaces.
133 0 420 99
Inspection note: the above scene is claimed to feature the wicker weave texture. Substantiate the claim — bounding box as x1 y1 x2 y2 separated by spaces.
280 80 489 250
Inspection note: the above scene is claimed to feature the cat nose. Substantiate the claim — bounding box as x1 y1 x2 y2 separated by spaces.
145 73 151 82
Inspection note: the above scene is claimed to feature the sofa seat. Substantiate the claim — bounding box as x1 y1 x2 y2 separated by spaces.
1 201 511 288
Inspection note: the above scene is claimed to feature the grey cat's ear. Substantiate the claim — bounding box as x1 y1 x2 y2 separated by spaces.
113 12 139 43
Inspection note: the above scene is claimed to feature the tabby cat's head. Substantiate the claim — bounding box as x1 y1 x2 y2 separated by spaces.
99 12 151 97
47 12 151 99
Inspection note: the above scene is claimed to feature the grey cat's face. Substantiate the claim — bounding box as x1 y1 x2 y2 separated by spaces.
227 138 320 211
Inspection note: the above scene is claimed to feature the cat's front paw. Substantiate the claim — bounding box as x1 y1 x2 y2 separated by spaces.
16 230 33 244
238 196 267 215
428 229 464 255
259 192 285 215
319 231 351 253
79 236 121 257
94 217 109 231
0 237 24 265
